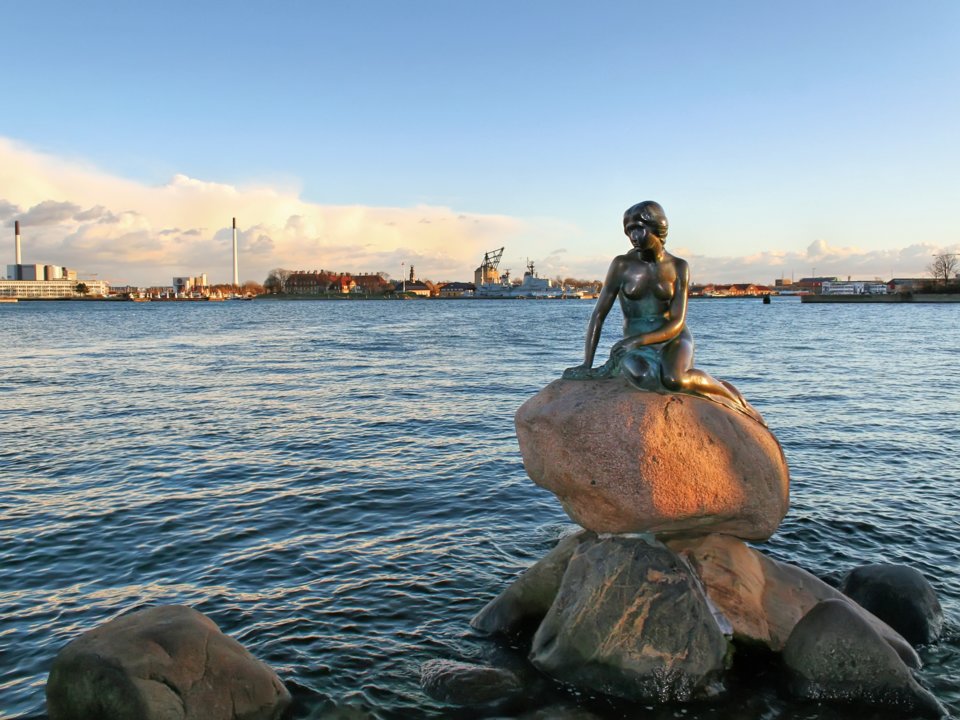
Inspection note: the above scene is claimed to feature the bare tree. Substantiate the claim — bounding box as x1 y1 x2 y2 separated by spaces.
264 268 292 294
928 253 959 285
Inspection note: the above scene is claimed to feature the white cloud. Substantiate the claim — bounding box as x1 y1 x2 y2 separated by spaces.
0 138 532 285
0 136 953 287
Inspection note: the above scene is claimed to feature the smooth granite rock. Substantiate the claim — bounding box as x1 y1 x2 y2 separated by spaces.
46 605 290 720
783 599 945 717
667 534 920 669
840 563 944 646
470 531 591 637
515 377 789 540
529 535 729 703
420 659 522 705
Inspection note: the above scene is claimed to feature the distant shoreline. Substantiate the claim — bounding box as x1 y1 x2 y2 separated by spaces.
801 294 960 304
5 293 959 304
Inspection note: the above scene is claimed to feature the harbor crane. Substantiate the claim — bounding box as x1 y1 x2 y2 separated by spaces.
474 247 506 287
480 247 504 275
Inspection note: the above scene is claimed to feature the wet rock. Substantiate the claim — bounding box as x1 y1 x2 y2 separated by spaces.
515 377 789 540
499 706 604 720
529 535 729 703
782 599 945 717
471 531 590 637
840 563 943 646
419 659 522 705
667 533 920 669
46 605 290 720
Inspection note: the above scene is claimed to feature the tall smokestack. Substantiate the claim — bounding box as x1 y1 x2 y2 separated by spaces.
232 217 239 287
15 220 21 265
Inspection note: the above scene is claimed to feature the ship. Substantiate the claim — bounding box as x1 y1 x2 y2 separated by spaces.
473 249 583 299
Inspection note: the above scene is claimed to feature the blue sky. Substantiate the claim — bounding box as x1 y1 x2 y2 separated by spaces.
1 1 958 285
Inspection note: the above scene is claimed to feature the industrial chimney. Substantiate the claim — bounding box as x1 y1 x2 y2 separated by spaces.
14 220 21 280
232 217 239 287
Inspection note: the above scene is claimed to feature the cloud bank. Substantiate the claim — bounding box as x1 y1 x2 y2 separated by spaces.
0 138 545 286
0 137 953 286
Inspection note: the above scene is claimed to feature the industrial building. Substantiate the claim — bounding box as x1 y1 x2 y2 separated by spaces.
2 220 108 298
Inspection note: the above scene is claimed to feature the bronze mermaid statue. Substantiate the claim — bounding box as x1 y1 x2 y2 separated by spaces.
563 201 764 424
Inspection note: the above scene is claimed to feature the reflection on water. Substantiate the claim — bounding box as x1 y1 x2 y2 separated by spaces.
0 298 957 719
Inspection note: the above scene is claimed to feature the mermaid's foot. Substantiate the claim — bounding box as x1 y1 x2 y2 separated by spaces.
720 380 766 426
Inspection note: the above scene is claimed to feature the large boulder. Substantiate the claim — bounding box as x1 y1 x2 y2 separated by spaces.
46 605 290 720
515 378 789 540
783 599 945 717
840 563 944 646
529 535 729 703
471 531 591 637
667 534 920 668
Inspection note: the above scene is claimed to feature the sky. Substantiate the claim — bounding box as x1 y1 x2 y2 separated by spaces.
1 0 958 286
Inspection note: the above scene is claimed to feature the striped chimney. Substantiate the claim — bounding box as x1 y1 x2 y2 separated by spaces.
232 217 239 287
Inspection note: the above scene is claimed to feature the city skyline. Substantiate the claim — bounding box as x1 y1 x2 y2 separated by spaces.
1 1 958 286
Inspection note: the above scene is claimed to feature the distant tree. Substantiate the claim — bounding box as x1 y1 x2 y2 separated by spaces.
74 282 89 296
209 283 235 296
928 253 959 285
562 277 602 290
242 280 264 295
264 268 292 294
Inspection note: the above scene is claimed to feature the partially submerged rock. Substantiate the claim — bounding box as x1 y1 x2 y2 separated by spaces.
667 533 920 668
840 563 944 646
420 659 522 706
783 599 945 717
529 535 729 703
46 605 290 720
515 378 789 540
471 531 591 637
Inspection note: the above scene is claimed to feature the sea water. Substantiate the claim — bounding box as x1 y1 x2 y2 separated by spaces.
0 297 957 719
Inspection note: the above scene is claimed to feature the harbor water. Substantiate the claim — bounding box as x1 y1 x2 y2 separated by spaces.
0 297 957 719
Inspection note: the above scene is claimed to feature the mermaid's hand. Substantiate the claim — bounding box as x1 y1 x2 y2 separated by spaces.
610 340 628 363
562 363 594 380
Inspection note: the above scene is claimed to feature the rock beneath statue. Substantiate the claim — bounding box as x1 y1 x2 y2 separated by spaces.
529 535 729 703
420 659 523 706
46 605 290 720
470 531 591 637
783 599 945 717
667 534 920 669
515 378 789 540
840 563 943 646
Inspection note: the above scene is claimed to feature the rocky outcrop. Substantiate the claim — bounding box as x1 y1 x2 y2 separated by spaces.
840 564 944 646
46 605 290 720
420 659 522 705
667 534 920 668
528 535 729 703
515 378 789 540
783 599 945 717
468 373 947 714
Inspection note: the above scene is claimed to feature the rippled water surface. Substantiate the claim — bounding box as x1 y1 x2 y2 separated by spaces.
1 298 957 719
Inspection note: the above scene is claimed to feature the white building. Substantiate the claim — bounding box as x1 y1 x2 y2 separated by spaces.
0 279 110 299
820 281 888 296
173 274 209 295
